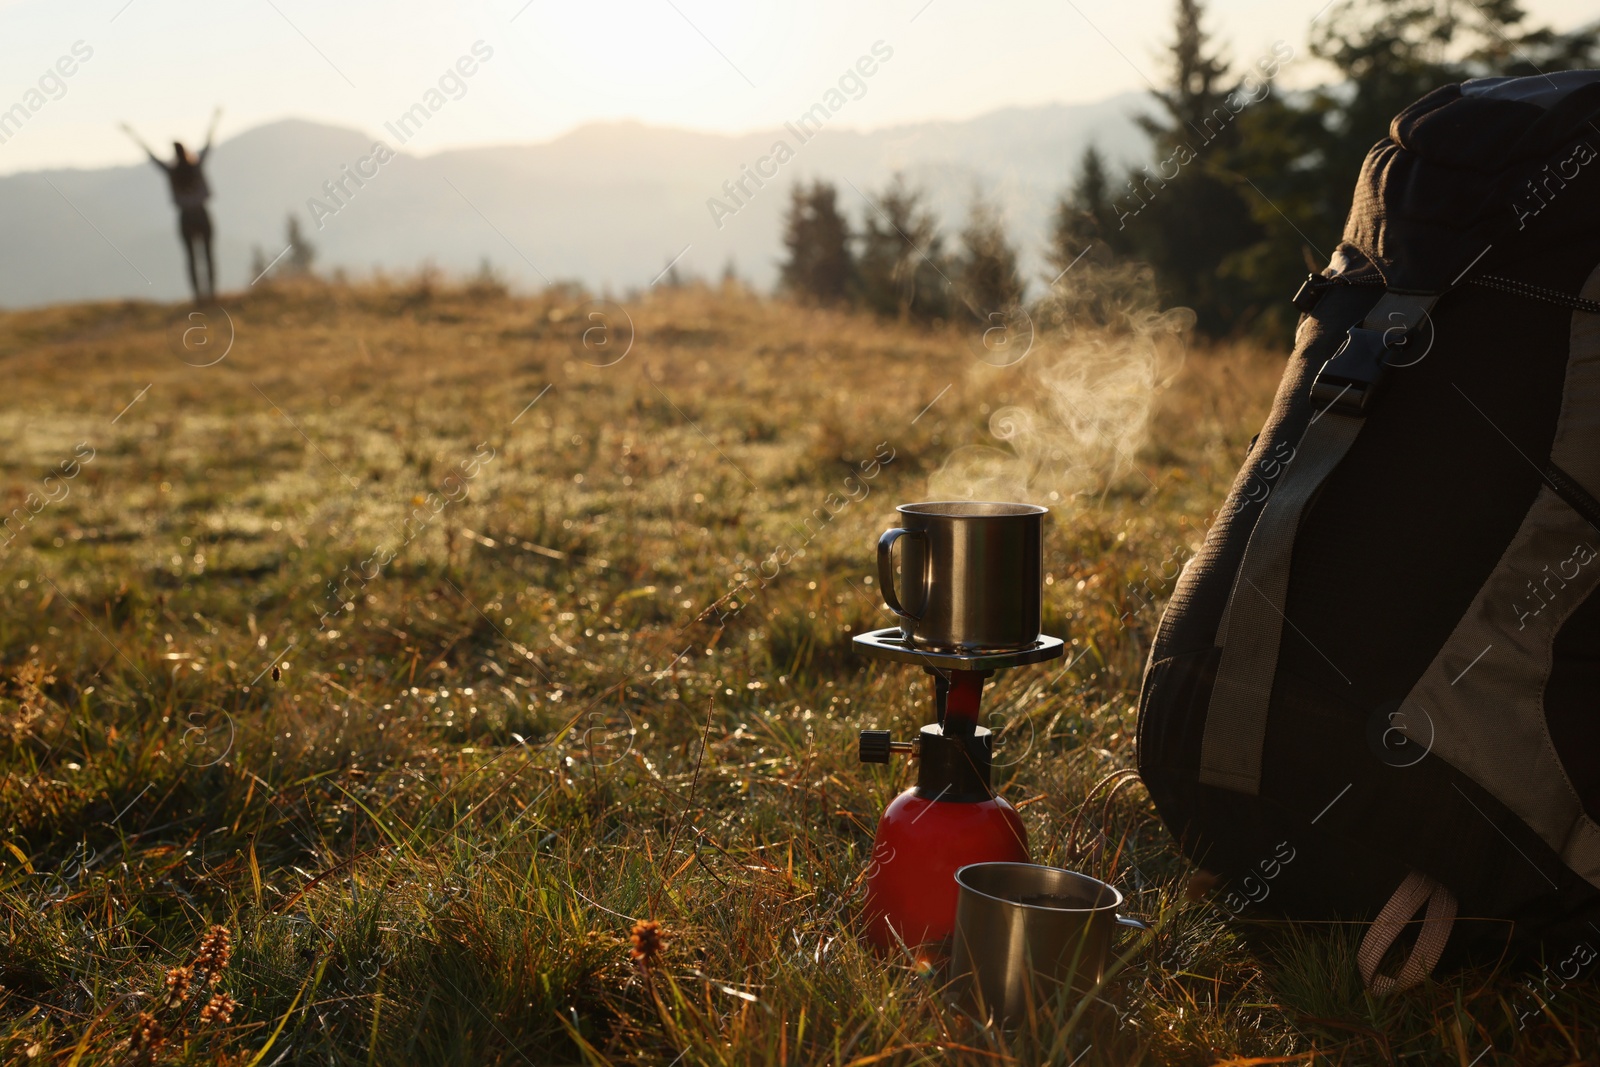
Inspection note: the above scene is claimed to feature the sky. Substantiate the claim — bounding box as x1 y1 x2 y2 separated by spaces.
0 0 1593 175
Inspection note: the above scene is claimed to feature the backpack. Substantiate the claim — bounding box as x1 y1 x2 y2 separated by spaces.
1136 70 1600 992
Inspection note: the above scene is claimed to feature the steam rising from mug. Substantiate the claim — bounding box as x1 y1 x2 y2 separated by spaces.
928 263 1195 504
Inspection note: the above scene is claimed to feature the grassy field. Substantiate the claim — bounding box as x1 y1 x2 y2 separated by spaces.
0 274 1594 1065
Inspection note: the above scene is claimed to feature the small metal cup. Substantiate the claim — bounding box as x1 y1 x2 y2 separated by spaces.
948 862 1148 1025
877 501 1046 652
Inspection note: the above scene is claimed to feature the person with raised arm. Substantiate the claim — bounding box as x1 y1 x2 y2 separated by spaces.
122 108 221 303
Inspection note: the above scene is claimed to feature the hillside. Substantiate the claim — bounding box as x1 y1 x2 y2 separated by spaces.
0 97 1150 308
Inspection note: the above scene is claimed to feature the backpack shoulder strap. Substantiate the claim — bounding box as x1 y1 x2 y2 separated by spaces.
1199 291 1441 794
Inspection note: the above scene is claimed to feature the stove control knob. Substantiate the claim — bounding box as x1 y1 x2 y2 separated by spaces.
859 729 892 763
859 730 916 763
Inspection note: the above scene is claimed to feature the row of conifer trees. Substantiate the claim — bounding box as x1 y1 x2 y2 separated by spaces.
777 0 1600 338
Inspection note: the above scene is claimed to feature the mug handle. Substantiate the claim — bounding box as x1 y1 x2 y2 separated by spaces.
1115 914 1152 934
877 528 926 620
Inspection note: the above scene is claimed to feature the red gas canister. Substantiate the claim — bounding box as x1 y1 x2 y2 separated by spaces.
863 783 1029 954
859 702 1030 958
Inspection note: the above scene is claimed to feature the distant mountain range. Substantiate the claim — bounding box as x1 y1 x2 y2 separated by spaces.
0 95 1151 308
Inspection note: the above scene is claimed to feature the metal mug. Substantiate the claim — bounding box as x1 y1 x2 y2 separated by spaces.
877 501 1046 652
948 862 1149 1025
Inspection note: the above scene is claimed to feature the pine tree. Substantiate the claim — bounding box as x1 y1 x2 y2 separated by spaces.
468 257 507 299
658 255 686 289
954 194 1023 322
856 174 951 323
1139 0 1233 149
778 181 855 306
1047 145 1136 281
1120 0 1260 334
1216 0 1600 336
285 215 316 276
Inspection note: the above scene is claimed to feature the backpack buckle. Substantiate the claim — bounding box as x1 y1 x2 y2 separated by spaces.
1291 273 1324 313
1312 326 1400 416
1311 291 1439 417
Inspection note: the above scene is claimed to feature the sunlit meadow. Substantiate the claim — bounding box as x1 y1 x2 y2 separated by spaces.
1 276 1593 1065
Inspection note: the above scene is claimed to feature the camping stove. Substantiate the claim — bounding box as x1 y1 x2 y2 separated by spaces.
854 502 1064 958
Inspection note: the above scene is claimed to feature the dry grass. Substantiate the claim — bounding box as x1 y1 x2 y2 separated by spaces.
0 277 1593 1065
